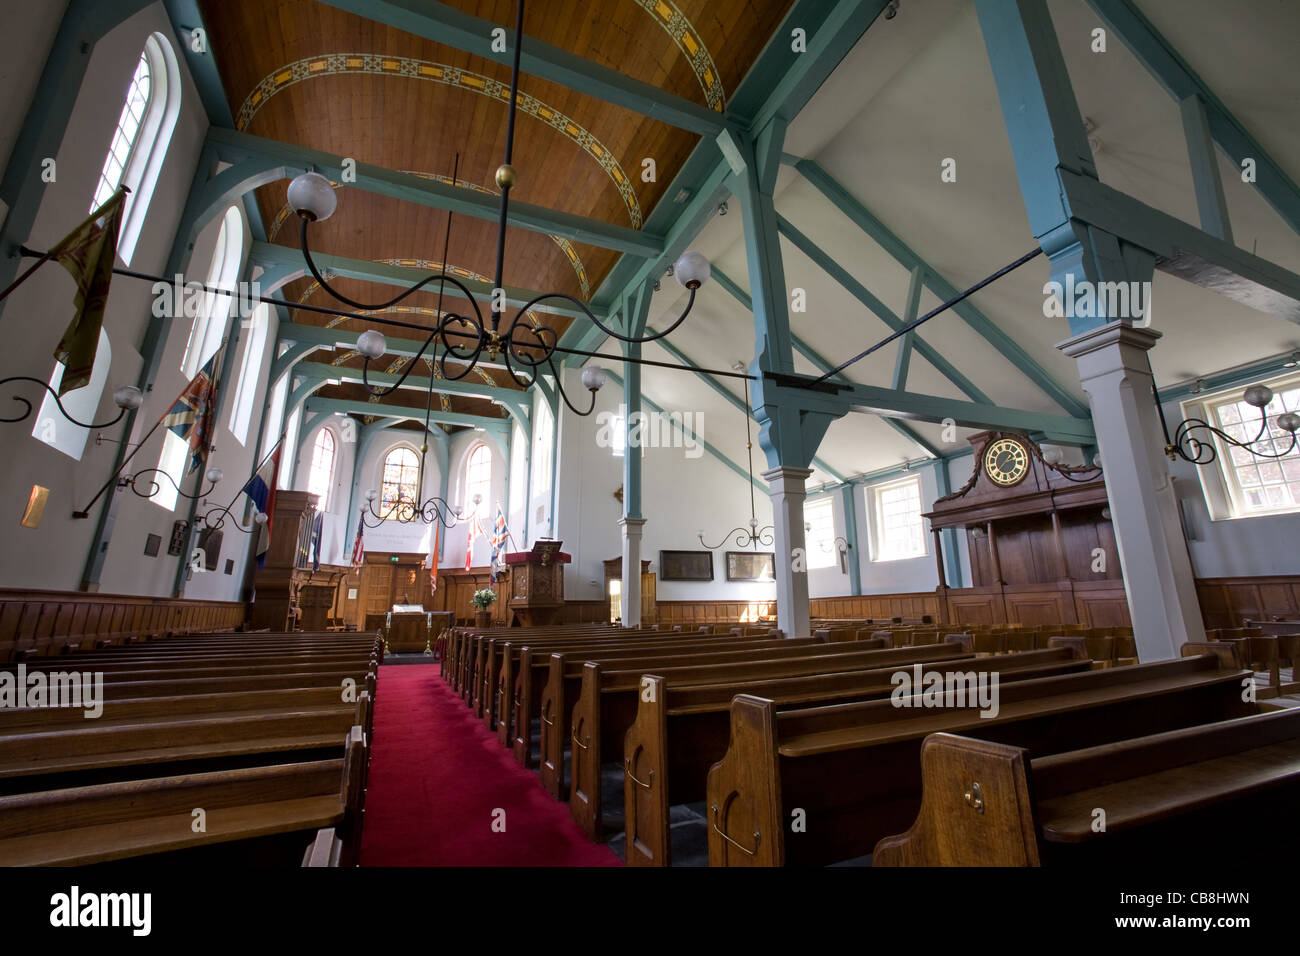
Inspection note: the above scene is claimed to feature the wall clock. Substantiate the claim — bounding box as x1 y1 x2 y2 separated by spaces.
983 437 1030 487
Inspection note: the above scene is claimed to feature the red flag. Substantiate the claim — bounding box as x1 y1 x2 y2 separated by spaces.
430 521 440 596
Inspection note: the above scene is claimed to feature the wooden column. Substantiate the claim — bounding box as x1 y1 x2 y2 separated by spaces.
986 521 1003 586
932 528 947 589
1050 510 1071 581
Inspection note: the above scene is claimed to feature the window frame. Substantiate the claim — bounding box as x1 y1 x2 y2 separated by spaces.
32 329 111 461
465 443 492 515
228 302 270 445
868 475 928 563
380 445 421 519
306 427 337 512
803 497 838 570
1184 370 1300 521
181 205 244 380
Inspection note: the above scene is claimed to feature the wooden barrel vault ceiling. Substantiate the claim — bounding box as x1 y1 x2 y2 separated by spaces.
198 0 794 427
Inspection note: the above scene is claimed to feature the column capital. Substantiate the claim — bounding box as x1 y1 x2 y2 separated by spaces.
1056 320 1162 359
761 465 813 491
618 516 648 531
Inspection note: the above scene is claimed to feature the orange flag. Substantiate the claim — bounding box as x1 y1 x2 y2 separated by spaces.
51 186 129 395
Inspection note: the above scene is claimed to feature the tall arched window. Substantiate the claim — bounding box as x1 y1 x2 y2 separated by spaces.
306 428 336 511
181 205 243 379
93 32 181 265
465 443 492 514
229 302 269 444
532 400 553 496
382 447 420 517
32 329 111 461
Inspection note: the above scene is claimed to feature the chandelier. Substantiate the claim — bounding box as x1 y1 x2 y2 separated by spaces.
1156 379 1299 465
699 373 773 550
357 485 467 530
283 0 712 417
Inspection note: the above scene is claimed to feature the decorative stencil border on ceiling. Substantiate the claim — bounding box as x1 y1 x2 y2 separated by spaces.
634 0 727 112
237 54 643 227
266 172 591 298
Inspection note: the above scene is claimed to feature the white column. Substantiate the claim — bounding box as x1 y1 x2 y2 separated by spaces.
1057 322 1205 660
764 465 812 639
619 516 646 627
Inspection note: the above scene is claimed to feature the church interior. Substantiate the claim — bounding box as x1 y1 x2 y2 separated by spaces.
0 0 1298 887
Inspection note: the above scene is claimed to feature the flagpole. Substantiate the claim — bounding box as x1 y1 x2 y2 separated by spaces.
0 248 56 302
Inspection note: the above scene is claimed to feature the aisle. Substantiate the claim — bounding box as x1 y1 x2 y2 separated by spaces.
359 664 621 866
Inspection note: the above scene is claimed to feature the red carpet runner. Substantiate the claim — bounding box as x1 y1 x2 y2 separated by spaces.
359 664 621 866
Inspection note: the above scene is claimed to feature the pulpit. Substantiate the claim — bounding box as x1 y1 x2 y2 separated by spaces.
505 540 571 627
248 491 318 632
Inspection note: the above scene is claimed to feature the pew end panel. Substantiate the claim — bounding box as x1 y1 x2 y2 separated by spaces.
568 662 603 838
540 654 567 799
706 695 783 867
624 675 671 867
872 733 1040 866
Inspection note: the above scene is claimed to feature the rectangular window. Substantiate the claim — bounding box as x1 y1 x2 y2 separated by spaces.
804 498 837 570
871 476 926 562
1201 372 1300 517
152 430 188 511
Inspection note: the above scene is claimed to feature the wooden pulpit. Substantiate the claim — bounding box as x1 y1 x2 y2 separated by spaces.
248 491 318 632
505 540 571 627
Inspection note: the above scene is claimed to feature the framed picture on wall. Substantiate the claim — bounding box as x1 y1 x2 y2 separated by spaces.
726 550 775 582
659 550 713 581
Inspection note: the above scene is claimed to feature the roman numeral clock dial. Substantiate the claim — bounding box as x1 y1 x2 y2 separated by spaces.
983 438 1030 487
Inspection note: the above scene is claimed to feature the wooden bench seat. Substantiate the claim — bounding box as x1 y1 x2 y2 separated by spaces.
874 707 1300 865
0 696 369 787
622 647 1090 864
705 655 1252 865
0 725 365 867
567 643 976 837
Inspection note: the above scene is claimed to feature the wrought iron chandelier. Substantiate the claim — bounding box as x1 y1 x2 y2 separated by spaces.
357 486 467 530
699 374 773 550
284 0 712 417
1155 379 1299 466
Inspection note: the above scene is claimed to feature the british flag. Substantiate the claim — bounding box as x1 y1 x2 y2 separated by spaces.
162 349 223 475
490 505 508 584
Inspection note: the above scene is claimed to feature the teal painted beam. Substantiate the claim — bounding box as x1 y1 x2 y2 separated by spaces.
892 265 923 390
1179 94 1233 243
250 242 602 323
314 0 726 136
793 160 1090 417
711 265 944 458
303 396 514 433
838 483 862 596
776 213 992 404
733 0 891 132
1087 0 1300 238
294 362 529 421
761 371 1095 445
649 327 848 484
208 128 659 257
275 323 513 372
605 369 763 495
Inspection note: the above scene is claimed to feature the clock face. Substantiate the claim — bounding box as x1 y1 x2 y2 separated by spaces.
984 438 1030 487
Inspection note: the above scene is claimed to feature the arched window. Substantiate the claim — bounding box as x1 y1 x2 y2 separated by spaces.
181 205 243 379
532 400 553 496
229 302 269 444
306 428 336 511
32 329 111 461
279 406 301 489
465 443 492 514
93 32 181 265
381 447 420 517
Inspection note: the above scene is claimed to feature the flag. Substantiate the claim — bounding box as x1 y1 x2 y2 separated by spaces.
429 521 440 596
310 511 324 573
51 186 129 395
350 512 366 570
490 505 508 584
162 348 223 476
465 516 475 572
243 444 281 569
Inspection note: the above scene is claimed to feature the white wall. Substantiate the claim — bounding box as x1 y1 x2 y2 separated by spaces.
0 5 221 597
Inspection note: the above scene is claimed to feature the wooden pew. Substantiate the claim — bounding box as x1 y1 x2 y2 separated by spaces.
623 648 1090 865
0 725 366 866
0 694 371 790
705 655 1253 865
874 706 1300 865
568 642 977 837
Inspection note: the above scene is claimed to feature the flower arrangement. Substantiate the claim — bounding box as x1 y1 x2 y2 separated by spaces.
471 589 497 609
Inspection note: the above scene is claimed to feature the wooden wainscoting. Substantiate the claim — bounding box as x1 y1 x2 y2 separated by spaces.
559 600 611 624
655 600 776 627
810 593 943 622
0 589 245 661
1196 575 1300 628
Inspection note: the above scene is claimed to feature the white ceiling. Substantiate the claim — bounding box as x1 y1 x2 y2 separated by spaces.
619 0 1300 488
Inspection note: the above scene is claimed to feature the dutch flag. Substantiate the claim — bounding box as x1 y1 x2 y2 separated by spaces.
243 444 282 568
